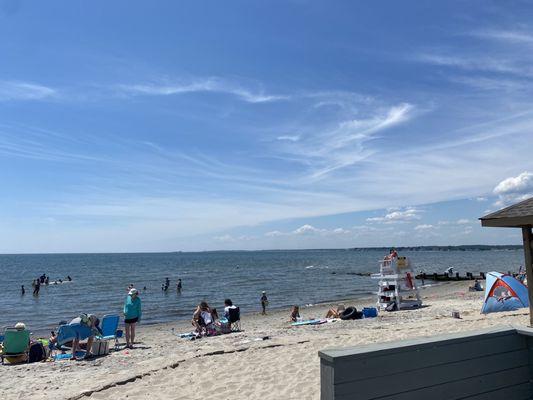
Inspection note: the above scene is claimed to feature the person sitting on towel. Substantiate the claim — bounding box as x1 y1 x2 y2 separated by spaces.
325 304 345 319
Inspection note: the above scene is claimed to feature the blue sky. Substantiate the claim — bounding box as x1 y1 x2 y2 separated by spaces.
1 0 533 253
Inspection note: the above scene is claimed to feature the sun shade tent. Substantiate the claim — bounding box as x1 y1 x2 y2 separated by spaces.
480 197 533 324
481 271 529 314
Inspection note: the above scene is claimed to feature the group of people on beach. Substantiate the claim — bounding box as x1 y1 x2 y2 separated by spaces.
191 299 240 336
46 285 143 360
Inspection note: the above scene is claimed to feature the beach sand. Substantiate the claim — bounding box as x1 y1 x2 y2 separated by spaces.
1 281 529 400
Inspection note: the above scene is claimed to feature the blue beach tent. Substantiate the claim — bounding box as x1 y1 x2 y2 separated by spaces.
481 271 529 314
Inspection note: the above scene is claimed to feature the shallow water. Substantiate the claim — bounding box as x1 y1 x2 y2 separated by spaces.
0 249 523 332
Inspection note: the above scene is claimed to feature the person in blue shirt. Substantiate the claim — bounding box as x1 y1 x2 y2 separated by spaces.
124 288 142 349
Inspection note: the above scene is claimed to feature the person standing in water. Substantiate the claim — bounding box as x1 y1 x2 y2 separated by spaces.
177 279 182 293
33 279 40 296
21 285 25 295
123 288 142 349
260 291 268 315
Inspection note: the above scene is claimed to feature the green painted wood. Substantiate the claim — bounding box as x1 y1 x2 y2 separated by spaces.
463 382 531 400
319 326 515 363
320 328 533 399
321 362 335 400
334 350 528 399
332 332 527 384
336 366 530 400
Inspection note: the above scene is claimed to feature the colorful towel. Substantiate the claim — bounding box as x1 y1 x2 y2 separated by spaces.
54 351 86 361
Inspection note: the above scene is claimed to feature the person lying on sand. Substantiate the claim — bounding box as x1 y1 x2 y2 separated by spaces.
325 305 345 319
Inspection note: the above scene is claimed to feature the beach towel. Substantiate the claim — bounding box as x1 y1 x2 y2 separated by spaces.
54 351 86 361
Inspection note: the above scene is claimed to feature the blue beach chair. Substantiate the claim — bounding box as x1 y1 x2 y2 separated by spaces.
56 324 77 347
97 315 121 350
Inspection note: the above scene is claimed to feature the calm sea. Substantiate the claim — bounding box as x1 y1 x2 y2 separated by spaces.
0 249 524 332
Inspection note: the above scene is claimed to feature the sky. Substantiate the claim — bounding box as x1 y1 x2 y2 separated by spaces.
0 0 533 253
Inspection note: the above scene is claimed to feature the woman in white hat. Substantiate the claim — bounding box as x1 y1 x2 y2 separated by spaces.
123 288 142 349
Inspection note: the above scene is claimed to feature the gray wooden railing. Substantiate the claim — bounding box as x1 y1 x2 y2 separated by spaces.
319 326 533 400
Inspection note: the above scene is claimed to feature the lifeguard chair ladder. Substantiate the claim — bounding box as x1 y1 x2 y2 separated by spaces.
371 256 422 310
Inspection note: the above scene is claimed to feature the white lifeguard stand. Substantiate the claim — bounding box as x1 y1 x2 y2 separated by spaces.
371 256 422 311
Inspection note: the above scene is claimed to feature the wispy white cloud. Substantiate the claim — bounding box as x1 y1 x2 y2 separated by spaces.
415 53 529 76
470 29 533 45
366 207 422 224
213 234 236 243
0 80 56 101
276 102 415 180
293 224 322 234
437 219 471 226
265 230 284 237
116 77 288 103
264 224 352 237
448 76 528 92
276 135 301 142
414 224 434 230
332 227 350 234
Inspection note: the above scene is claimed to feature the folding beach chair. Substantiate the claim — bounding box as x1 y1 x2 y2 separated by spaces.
0 328 30 364
56 324 76 346
97 314 121 350
228 307 241 332
53 323 77 353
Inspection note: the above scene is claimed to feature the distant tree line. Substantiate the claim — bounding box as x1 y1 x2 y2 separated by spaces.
347 245 522 252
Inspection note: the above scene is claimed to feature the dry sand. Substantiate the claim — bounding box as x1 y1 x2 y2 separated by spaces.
1 281 529 400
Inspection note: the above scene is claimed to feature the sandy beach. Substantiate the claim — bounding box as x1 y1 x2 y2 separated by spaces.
1 281 529 400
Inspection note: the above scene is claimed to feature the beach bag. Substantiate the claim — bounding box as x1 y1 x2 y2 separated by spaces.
91 339 109 356
28 341 46 363
219 321 231 334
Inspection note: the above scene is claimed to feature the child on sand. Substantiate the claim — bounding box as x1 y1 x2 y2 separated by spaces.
261 291 268 315
290 305 300 322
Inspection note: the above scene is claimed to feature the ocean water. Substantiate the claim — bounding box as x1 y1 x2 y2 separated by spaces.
0 249 524 332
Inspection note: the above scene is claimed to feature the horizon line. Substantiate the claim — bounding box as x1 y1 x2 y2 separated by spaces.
0 243 522 256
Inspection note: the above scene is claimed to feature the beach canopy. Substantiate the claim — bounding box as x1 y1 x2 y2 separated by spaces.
481 271 529 314
480 197 533 324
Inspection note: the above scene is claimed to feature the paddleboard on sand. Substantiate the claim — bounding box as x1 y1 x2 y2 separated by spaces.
291 319 327 326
